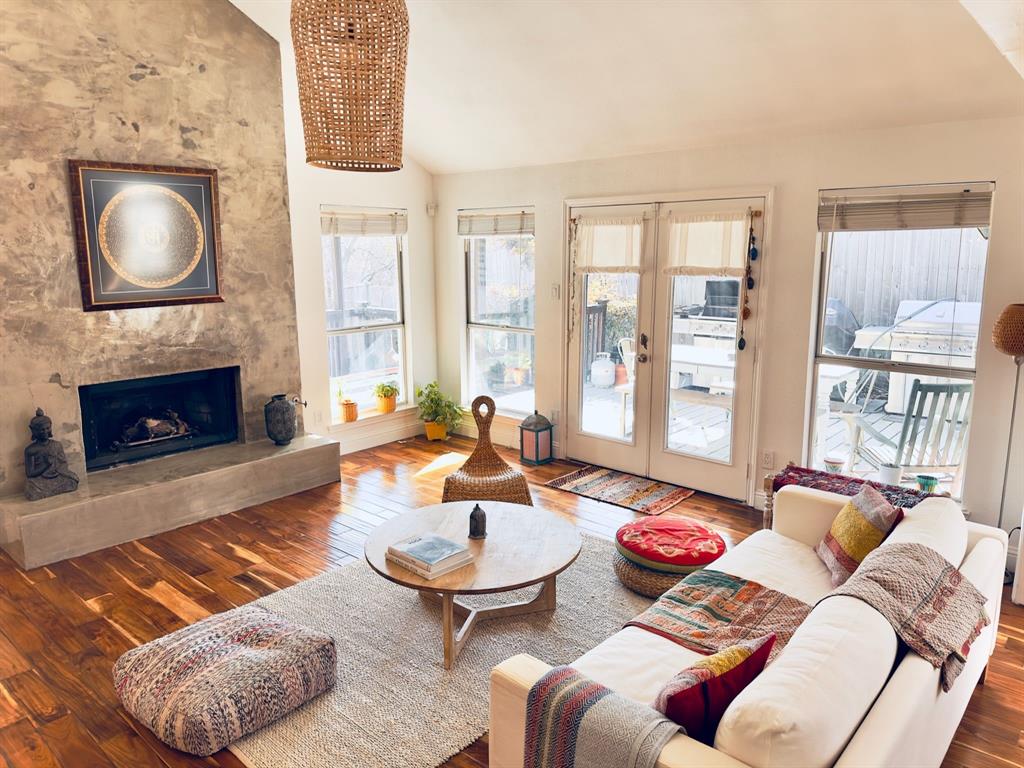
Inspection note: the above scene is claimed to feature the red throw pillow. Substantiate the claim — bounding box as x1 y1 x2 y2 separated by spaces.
653 634 775 744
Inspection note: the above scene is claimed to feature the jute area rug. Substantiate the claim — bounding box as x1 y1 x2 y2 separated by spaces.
230 535 650 768
547 465 695 515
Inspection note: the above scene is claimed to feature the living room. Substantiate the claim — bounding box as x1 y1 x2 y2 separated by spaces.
0 1 1022 767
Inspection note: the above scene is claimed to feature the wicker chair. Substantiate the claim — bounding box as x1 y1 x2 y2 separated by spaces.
442 396 533 506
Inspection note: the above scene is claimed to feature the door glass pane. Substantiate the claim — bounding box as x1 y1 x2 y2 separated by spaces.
468 328 535 413
664 276 739 462
322 235 402 331
820 228 988 369
328 328 404 421
579 273 638 440
810 364 972 498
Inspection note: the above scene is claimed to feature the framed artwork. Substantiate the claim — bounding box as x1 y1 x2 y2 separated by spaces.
68 160 223 311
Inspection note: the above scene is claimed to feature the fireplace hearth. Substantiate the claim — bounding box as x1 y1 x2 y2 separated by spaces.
79 367 241 471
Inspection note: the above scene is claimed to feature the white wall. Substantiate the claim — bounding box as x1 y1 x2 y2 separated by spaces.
432 116 1024 532
229 0 437 444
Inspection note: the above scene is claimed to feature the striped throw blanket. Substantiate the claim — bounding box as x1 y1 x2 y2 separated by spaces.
822 542 990 691
626 569 811 663
524 666 679 768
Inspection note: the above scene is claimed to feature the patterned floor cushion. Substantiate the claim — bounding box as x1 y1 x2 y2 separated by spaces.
615 516 726 574
113 604 336 756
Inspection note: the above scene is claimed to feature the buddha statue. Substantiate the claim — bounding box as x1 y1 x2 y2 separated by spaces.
24 408 79 501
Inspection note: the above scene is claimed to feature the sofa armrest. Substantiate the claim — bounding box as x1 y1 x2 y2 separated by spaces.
771 486 848 548
489 655 750 768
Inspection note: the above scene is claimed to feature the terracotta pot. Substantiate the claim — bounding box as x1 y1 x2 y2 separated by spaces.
377 394 397 414
614 363 628 386
341 399 358 423
424 421 448 441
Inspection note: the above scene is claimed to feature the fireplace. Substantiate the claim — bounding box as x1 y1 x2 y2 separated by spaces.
79 367 241 471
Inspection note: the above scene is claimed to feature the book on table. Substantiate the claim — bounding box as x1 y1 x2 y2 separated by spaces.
386 534 473 580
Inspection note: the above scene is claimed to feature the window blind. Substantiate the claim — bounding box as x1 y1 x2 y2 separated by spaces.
818 184 993 232
321 207 408 236
571 215 644 273
457 209 535 236
661 209 747 276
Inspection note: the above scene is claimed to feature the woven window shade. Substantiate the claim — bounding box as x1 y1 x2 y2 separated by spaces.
291 0 409 172
457 210 535 236
321 207 408 236
818 183 993 232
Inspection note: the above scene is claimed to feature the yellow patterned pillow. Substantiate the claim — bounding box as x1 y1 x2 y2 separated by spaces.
815 485 903 586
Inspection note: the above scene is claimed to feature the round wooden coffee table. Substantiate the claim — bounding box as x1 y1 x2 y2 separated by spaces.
364 501 582 669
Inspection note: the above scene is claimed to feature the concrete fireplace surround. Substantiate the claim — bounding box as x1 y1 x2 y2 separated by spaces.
0 0 340 567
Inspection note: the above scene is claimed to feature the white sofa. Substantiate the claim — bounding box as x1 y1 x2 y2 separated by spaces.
489 485 1008 768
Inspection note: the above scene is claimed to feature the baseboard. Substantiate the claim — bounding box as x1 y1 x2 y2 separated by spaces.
331 409 424 454
453 412 521 450
753 490 767 512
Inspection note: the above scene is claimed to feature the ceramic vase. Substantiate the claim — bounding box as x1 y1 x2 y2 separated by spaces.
264 394 297 445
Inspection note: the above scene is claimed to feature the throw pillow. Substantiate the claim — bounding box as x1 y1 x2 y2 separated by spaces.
653 634 775 745
815 484 904 586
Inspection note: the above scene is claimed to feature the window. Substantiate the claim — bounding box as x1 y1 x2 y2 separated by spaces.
809 184 993 497
321 207 408 422
461 209 536 414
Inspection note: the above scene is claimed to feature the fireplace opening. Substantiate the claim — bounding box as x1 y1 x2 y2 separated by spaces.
79 367 240 471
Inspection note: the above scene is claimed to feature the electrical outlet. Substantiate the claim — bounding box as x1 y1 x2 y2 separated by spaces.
551 283 561 300
761 450 775 469
314 410 324 426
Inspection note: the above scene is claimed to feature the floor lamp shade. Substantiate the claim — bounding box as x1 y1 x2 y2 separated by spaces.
291 0 409 172
993 303 1024 360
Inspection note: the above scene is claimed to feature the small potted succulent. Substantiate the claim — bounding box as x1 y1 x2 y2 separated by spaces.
374 381 400 414
415 381 462 441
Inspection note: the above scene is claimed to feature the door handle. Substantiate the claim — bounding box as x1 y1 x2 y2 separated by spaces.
639 332 649 350
636 353 649 363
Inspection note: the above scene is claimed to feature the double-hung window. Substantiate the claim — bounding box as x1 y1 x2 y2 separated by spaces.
809 183 993 497
321 206 407 423
460 208 536 414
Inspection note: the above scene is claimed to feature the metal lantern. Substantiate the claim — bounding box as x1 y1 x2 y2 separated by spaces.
519 411 554 466
291 0 409 172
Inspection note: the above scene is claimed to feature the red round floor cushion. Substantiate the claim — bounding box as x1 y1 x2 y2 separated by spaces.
615 516 726 574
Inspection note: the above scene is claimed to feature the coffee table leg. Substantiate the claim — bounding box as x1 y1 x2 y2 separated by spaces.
442 593 456 670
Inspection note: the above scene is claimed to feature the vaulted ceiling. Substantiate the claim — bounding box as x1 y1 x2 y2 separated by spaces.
235 0 1024 175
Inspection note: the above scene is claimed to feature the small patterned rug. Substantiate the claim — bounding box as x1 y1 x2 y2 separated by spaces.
547 465 694 515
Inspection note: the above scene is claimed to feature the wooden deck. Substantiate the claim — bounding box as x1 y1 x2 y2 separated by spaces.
0 436 1017 768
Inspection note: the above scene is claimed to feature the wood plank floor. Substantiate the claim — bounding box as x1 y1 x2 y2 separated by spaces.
0 436 1019 768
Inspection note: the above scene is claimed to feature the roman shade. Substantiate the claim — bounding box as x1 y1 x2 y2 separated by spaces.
458 209 535 236
661 209 747 276
818 184 994 232
321 207 408 236
571 215 645 273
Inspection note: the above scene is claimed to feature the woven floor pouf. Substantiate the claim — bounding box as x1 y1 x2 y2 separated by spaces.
113 604 336 756
614 516 726 596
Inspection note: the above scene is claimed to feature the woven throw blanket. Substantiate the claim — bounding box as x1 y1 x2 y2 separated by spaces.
772 464 932 508
524 666 679 768
625 569 811 663
821 542 989 691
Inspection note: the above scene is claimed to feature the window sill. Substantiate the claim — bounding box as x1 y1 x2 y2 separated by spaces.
327 403 418 432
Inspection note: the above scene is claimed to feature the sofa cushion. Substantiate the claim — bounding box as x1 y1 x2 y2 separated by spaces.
616 516 726 574
708 529 834 604
714 596 898 768
885 496 967 566
654 634 775 745
113 605 336 756
815 486 903 586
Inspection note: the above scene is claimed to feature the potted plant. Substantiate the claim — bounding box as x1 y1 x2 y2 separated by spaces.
374 381 399 414
486 360 505 389
415 381 463 441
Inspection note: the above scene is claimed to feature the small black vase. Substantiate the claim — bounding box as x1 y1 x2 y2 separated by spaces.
264 394 297 445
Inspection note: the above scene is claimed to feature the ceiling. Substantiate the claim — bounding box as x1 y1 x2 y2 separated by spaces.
235 0 1024 175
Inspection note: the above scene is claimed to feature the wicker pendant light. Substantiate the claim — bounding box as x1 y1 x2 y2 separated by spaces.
291 0 409 172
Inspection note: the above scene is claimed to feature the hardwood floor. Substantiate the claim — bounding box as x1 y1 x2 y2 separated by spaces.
0 435 1019 768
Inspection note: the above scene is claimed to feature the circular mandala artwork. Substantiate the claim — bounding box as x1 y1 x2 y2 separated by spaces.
97 184 204 288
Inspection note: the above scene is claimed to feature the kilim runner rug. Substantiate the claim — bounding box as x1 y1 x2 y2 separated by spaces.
547 464 694 515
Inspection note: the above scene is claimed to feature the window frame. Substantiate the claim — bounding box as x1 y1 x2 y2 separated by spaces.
324 233 410 416
462 232 537 415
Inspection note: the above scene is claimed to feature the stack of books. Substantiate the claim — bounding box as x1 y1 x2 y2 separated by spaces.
386 534 473 580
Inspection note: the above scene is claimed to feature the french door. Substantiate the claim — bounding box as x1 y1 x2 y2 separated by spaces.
565 196 766 501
